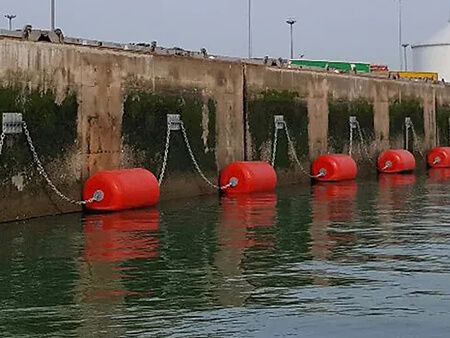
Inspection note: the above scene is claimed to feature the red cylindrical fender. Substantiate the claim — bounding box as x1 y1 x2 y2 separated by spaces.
427 147 450 168
83 168 160 211
311 154 357 182
220 162 277 194
377 149 415 173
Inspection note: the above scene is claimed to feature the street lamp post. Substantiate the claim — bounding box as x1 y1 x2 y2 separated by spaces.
248 0 252 58
5 14 17 31
402 43 410 71
396 0 403 70
51 0 55 31
286 18 297 60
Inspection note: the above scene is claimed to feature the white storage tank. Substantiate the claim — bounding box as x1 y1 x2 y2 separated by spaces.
412 22 450 82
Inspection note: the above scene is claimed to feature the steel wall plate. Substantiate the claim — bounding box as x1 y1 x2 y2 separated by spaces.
405 117 412 129
2 113 23 134
349 116 357 128
167 114 181 131
274 115 285 130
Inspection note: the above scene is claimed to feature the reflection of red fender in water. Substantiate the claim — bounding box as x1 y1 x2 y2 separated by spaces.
310 181 358 262
220 193 277 249
84 209 159 263
427 168 450 182
377 174 416 211
312 181 358 222
378 173 416 188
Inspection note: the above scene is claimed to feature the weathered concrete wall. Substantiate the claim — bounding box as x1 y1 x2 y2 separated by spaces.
0 39 244 222
245 65 450 167
2 39 450 222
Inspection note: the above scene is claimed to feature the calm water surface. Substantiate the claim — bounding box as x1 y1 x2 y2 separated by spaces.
1 172 450 337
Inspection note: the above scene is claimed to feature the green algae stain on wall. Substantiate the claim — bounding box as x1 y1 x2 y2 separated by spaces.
247 90 308 168
122 91 217 177
436 105 450 147
328 100 374 154
389 99 423 150
0 86 78 181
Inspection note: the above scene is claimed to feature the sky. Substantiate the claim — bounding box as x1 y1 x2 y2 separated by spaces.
2 0 450 69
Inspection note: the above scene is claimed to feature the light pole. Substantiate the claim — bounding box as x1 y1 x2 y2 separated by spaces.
396 0 403 70
51 0 55 31
286 18 297 60
248 0 252 58
402 43 409 71
5 14 17 31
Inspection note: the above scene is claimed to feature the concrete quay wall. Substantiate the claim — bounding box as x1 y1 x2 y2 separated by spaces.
1 39 449 222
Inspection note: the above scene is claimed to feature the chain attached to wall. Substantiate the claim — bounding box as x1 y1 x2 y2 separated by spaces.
1 113 98 205
22 121 98 205
272 115 323 178
405 117 424 159
349 116 374 164
0 132 5 156
349 116 357 157
157 115 178 186
159 114 233 190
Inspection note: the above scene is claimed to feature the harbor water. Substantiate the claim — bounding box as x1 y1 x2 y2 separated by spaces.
1 173 450 337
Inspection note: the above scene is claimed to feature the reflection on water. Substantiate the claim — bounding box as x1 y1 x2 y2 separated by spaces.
77 210 160 337
216 193 277 307
1 177 450 337
83 209 160 263
310 181 358 280
427 168 450 182
219 193 277 249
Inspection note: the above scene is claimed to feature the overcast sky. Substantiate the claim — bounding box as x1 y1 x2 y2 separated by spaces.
2 0 450 69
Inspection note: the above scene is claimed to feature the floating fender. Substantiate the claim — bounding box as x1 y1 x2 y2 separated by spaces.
377 149 415 173
219 161 277 194
311 154 357 182
83 168 160 211
427 147 450 168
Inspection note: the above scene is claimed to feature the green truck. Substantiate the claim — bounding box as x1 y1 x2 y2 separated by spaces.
289 59 371 74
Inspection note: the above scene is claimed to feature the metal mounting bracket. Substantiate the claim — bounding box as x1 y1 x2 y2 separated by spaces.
349 116 358 129
2 113 23 134
274 115 285 130
167 114 181 131
405 117 413 129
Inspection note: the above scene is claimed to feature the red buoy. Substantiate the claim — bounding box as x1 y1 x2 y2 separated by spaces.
311 154 357 182
427 147 450 168
83 168 160 211
219 161 277 194
377 149 415 173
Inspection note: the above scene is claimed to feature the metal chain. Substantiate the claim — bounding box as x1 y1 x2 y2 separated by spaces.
180 122 231 190
283 122 323 178
22 121 96 205
410 122 425 159
356 121 375 164
271 125 279 167
158 124 171 186
349 119 354 157
0 132 5 156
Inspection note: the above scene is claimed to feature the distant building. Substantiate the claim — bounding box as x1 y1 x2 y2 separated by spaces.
412 21 450 82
